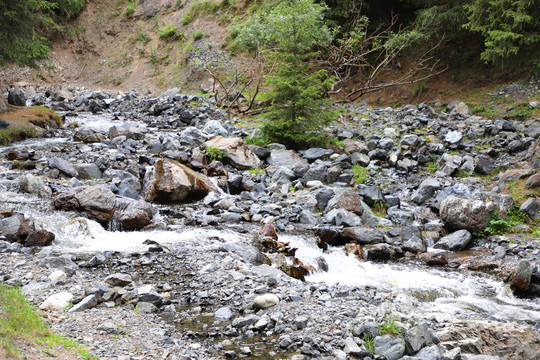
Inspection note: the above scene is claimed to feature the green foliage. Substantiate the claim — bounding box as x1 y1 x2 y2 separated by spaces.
352 164 369 184
136 28 151 45
237 0 336 149
484 211 511 235
157 24 179 39
378 314 403 336
0 0 88 66
463 0 540 65
125 0 136 17
206 146 225 161
363 334 376 355
250 168 265 175
0 285 97 359
192 29 205 40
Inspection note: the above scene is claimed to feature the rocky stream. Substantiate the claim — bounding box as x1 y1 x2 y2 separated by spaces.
1 84 540 360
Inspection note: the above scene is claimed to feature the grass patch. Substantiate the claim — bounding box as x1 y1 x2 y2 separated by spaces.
0 285 97 359
352 164 369 184
156 24 182 40
125 0 136 17
378 314 403 336
0 106 62 144
192 29 205 40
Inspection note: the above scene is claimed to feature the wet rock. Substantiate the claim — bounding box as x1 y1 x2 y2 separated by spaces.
364 244 402 261
113 197 155 230
358 185 384 207
425 253 448 266
25 230 55 247
341 227 384 245
373 334 405 360
433 230 472 251
520 198 540 221
301 148 333 161
259 223 278 240
511 259 532 292
0 214 34 242
387 206 414 225
48 157 78 178
203 136 261 170
54 185 116 224
411 178 441 205
142 159 220 203
253 294 279 309
20 174 52 197
40 292 74 311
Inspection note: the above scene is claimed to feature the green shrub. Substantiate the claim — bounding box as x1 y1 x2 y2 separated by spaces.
157 24 179 39
125 0 136 17
378 314 403 336
206 146 225 161
484 211 510 235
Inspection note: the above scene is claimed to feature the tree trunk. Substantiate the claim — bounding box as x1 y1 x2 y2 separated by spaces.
0 86 7 112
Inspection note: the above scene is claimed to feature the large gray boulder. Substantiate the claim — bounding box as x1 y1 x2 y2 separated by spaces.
0 214 35 242
440 195 513 233
54 185 116 224
143 159 220 203
434 229 472 251
203 136 262 170
7 88 26 106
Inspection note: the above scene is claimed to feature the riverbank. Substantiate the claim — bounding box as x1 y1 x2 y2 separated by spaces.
0 83 539 359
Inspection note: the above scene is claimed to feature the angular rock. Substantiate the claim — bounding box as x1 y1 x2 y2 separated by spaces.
511 259 532 291
74 163 102 180
341 227 385 245
525 173 540 189
113 197 155 230
54 185 116 224
433 230 472 251
68 294 99 312
326 190 363 216
411 178 441 205
109 124 144 140
48 157 78 178
203 136 261 170
20 174 52 197
143 159 220 202
8 88 27 106
25 230 55 247
519 198 540 221
215 306 233 320
267 150 309 177
105 273 133 287
373 335 406 360
324 209 362 227
0 214 34 242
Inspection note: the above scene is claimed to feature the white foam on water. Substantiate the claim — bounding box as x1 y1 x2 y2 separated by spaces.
283 234 540 322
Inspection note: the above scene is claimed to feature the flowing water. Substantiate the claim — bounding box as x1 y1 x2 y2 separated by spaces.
1 112 539 330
